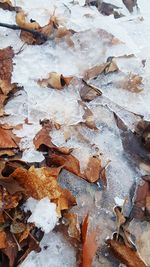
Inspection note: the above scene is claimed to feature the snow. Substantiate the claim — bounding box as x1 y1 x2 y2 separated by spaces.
24 197 58 233
0 0 150 266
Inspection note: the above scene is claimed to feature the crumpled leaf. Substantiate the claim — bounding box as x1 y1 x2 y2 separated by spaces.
33 120 72 154
0 0 16 11
99 2 121 17
0 177 24 195
106 238 146 267
84 58 119 80
16 9 40 30
82 214 98 267
10 221 26 234
2 231 18 267
10 166 76 214
64 212 80 241
0 188 22 210
38 72 73 90
115 73 143 93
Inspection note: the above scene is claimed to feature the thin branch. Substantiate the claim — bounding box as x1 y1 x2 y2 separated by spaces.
0 22 47 42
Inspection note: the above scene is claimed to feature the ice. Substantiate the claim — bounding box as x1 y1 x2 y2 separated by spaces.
20 232 76 267
24 197 58 233
0 0 150 266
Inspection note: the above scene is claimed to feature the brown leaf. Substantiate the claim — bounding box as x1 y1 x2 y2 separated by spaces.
0 46 14 84
64 212 81 241
80 82 101 102
0 231 7 249
0 177 24 195
0 0 16 11
84 58 118 80
84 156 102 182
0 125 18 149
82 214 98 267
122 0 137 13
48 152 81 177
10 166 76 214
0 189 22 210
106 238 146 267
2 232 18 267
33 120 72 154
38 72 73 89
115 73 143 93
78 101 97 130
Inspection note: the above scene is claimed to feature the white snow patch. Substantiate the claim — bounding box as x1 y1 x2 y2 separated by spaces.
24 197 58 233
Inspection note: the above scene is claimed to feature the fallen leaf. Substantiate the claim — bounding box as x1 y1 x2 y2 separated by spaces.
115 73 143 93
0 231 7 249
106 238 146 267
10 166 76 214
0 46 14 84
2 231 18 267
0 177 24 195
38 72 73 89
33 120 72 154
84 58 118 80
80 81 101 102
122 0 138 13
48 152 81 177
78 100 97 130
131 180 149 220
0 125 18 149
0 0 16 11
64 212 81 241
99 2 120 16
0 188 22 210
16 9 40 30
84 156 102 182
82 214 98 267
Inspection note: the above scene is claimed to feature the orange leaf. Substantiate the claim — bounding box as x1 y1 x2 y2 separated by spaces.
0 231 7 249
82 214 98 267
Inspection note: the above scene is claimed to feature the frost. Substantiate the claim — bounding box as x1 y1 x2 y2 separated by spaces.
24 197 58 233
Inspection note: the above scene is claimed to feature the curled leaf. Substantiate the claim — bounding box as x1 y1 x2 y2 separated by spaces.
16 9 40 30
38 72 73 90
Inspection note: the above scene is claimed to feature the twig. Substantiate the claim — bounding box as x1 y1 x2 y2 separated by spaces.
0 22 47 42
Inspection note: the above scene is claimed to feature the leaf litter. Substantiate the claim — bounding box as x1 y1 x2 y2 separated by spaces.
0 0 150 266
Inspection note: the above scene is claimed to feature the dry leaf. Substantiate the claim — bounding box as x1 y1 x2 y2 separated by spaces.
115 73 143 93
38 72 73 89
79 100 97 130
107 238 146 267
82 214 98 267
84 58 118 80
0 231 7 249
0 125 18 149
0 46 14 83
33 120 72 154
64 212 80 241
0 0 16 11
16 9 40 30
0 189 22 209
48 152 81 177
80 82 101 102
122 0 137 13
84 156 102 182
10 166 76 214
